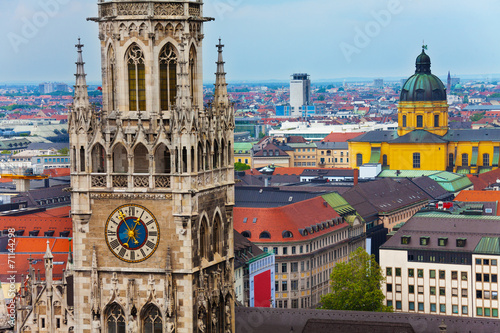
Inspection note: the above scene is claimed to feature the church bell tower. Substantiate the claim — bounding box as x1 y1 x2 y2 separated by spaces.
69 0 235 332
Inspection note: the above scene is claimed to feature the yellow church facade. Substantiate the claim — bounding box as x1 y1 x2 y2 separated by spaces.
349 48 500 175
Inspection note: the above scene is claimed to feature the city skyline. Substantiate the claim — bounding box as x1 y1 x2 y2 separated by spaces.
1 0 500 84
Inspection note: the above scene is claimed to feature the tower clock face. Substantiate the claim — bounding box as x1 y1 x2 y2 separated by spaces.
105 204 160 263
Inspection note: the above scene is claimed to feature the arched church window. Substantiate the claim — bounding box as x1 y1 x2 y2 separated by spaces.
154 144 171 174
189 45 197 105
134 144 149 173
80 147 85 172
182 146 188 173
91 144 106 173
142 304 162 333
106 303 126 333
113 144 128 173
159 43 178 110
191 146 195 172
213 214 222 254
107 46 117 111
483 153 490 167
462 153 469 167
402 115 407 127
434 114 439 128
205 141 211 170
413 153 420 169
198 142 203 172
221 139 226 168
126 44 146 111
356 154 363 167
448 153 454 167
200 217 209 259
416 115 423 128
227 141 232 166
213 140 219 169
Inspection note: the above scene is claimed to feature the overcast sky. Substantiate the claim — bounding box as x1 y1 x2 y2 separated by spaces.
1 0 499 84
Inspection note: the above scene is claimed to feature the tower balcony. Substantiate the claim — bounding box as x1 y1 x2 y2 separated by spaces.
98 0 203 20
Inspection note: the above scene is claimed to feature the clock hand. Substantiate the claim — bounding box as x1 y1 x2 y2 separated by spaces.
118 211 132 231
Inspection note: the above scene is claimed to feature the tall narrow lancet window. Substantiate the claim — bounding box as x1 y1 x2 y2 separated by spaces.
80 147 85 172
189 45 197 104
126 44 146 111
154 144 171 174
159 43 178 110
91 144 106 173
142 304 162 333
106 304 126 333
107 46 117 111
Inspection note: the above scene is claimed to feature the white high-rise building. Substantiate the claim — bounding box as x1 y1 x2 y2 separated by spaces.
290 73 311 117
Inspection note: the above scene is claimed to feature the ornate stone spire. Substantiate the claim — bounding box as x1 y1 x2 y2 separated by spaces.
74 38 90 113
44 240 54 260
213 38 229 109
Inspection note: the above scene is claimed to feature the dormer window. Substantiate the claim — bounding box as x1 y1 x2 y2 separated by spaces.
438 237 448 246
401 235 411 245
457 238 467 247
420 236 430 246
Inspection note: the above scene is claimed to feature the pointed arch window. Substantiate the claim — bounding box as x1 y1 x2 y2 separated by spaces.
80 147 85 172
106 304 126 333
213 214 222 255
189 45 197 105
159 43 178 110
142 304 162 333
127 44 146 111
134 144 149 173
200 217 209 259
108 46 117 111
154 144 171 174
113 144 128 173
198 142 203 172
91 144 106 173
213 140 219 169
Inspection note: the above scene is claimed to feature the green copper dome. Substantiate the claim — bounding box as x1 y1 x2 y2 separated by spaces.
400 49 447 102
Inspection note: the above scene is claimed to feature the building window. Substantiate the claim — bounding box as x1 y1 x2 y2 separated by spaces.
434 114 439 127
418 302 424 311
273 247 278 255
402 115 407 127
417 269 423 278
126 44 146 111
462 289 468 297
452 271 458 280
356 154 363 167
259 231 271 239
282 281 288 292
386 267 392 276
461 272 468 281
457 238 466 247
106 304 126 333
283 247 288 255
462 153 469 167
382 154 388 167
142 304 163 333
430 303 436 312
440 304 446 313
401 236 411 244
438 237 448 246
439 287 446 296
408 268 414 277
419 236 429 246
409 302 415 311
291 280 298 291
416 115 423 128
387 284 392 292
413 153 421 169
282 263 287 273
291 262 298 273
395 268 401 276
396 301 402 310
430 287 436 295
462 306 468 315
484 153 490 167
439 270 445 279
159 43 178 110
409 285 414 293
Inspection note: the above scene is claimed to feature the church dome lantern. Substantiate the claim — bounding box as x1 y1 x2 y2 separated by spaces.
400 48 447 102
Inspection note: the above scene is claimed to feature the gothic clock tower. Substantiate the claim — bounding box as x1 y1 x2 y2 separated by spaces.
69 1 235 332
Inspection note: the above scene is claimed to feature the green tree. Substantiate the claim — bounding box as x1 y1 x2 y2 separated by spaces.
234 162 250 171
320 247 391 312
58 147 69 155
471 112 485 122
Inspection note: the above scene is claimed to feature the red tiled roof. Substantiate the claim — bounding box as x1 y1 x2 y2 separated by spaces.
467 168 500 190
454 190 500 203
0 252 69 282
42 168 70 177
0 216 72 237
31 206 71 218
234 197 343 243
322 132 365 143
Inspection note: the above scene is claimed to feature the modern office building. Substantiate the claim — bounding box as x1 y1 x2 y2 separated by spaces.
381 207 500 318
290 73 311 117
